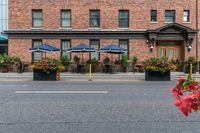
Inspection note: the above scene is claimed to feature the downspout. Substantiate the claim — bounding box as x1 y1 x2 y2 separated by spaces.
196 0 200 73
196 0 199 72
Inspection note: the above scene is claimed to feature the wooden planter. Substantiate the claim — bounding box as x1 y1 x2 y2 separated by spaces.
33 70 60 81
145 71 170 81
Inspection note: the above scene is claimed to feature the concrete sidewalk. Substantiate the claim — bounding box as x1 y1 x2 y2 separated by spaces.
0 72 199 82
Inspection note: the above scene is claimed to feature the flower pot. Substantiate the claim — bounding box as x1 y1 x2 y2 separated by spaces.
33 70 60 81
145 71 170 81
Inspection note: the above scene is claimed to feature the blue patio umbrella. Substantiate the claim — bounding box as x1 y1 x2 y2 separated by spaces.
67 44 96 52
99 44 127 54
67 44 96 63
29 44 60 58
99 44 127 64
29 44 60 53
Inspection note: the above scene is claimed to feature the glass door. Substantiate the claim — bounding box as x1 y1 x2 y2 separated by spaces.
158 47 176 61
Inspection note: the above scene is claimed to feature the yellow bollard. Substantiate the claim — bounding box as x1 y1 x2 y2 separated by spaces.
89 63 93 81
190 63 192 75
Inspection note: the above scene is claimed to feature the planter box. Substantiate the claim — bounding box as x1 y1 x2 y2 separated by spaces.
33 70 60 81
145 71 170 81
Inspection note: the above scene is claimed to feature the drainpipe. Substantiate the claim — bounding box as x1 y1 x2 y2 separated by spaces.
196 0 199 61
196 0 199 72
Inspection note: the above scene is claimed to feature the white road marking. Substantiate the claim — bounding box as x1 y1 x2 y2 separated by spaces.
15 91 109 94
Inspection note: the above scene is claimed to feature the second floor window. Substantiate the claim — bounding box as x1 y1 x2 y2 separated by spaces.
119 10 129 28
90 10 100 28
32 10 43 27
151 10 157 22
165 10 175 22
183 10 190 22
61 10 71 28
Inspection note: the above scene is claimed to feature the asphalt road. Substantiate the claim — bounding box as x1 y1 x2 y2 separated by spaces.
0 80 200 133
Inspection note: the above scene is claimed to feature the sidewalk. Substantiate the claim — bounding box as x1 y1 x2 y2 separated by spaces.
0 72 199 82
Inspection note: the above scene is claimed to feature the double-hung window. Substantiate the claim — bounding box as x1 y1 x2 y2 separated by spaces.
183 10 190 22
61 10 71 28
151 10 157 22
32 10 43 27
90 10 100 28
61 40 71 60
119 10 129 28
119 39 129 58
90 40 100 60
165 10 175 22
32 40 42 62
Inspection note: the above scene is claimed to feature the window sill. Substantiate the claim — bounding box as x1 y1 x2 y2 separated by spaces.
59 27 72 30
118 28 131 30
88 28 101 30
182 21 191 24
150 21 158 24
164 22 174 24
30 27 44 30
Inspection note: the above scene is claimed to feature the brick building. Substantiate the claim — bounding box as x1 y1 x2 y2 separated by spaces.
5 0 200 63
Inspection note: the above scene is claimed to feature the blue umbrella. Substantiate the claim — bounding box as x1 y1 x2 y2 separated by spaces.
67 44 96 52
29 44 60 53
99 44 127 53
99 44 128 72
67 44 96 63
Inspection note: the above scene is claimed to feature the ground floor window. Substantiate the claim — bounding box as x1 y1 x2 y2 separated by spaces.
0 45 8 54
32 40 42 62
119 39 129 59
61 40 71 60
90 39 100 60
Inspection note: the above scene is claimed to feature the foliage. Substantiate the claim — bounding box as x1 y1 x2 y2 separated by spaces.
170 74 200 116
120 55 129 71
185 56 197 73
73 55 80 64
12 56 22 73
144 57 176 73
0 54 12 66
0 54 22 73
103 57 110 65
61 55 70 66
132 56 138 64
31 58 64 74
86 58 99 65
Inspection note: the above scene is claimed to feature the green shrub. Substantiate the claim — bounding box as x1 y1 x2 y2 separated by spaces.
103 57 110 65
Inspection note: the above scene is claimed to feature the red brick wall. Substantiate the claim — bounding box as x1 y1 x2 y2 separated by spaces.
8 38 154 63
8 0 199 63
9 0 197 29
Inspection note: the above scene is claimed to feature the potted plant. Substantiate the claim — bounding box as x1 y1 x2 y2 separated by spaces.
31 58 64 81
61 55 70 72
103 57 110 73
184 57 197 73
0 54 12 73
132 56 138 73
86 58 99 72
120 55 129 72
12 56 23 73
144 57 176 81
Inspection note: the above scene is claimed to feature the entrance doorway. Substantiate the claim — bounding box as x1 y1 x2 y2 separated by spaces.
157 41 183 61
